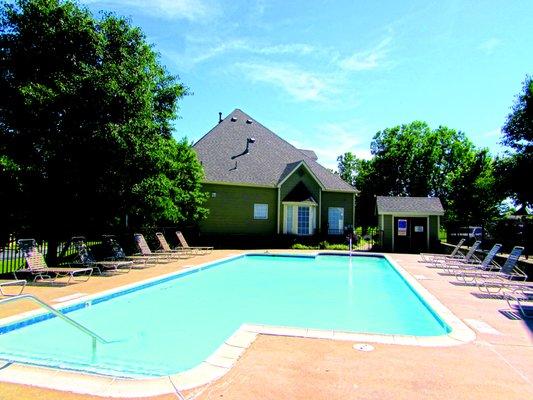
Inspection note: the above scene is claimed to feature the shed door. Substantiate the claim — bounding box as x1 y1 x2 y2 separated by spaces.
394 217 428 253
410 217 427 253
394 217 410 253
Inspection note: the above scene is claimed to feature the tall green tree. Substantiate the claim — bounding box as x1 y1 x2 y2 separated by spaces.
337 152 360 187
496 76 533 206
338 122 502 228
446 149 501 226
0 0 207 253
337 152 374 226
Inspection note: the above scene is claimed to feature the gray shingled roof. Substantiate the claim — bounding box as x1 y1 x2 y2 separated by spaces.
298 149 318 160
193 109 355 192
376 196 444 214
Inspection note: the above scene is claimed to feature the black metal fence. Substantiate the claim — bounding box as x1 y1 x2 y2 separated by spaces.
0 227 202 276
446 218 531 258
0 227 384 275
349 227 383 251
0 235 102 275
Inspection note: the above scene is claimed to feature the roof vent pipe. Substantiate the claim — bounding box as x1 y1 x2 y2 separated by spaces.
218 112 222 123
246 119 253 124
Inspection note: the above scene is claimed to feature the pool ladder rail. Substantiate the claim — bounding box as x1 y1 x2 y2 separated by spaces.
0 294 110 354
0 294 189 399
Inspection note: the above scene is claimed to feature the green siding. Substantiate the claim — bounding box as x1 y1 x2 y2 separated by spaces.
200 184 277 235
429 215 439 249
321 191 355 234
279 167 322 233
383 214 393 251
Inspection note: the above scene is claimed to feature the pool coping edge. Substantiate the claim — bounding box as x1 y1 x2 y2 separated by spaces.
0 251 476 397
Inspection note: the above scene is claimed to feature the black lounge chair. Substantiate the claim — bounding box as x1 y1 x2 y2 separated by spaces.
102 235 157 268
71 237 133 275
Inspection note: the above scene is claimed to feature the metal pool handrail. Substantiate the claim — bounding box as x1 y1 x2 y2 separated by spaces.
0 294 109 351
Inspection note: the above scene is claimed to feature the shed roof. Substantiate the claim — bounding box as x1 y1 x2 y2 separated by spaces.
193 109 355 193
376 196 444 215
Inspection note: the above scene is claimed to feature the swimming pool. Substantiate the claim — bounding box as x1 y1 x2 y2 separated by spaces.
0 254 450 378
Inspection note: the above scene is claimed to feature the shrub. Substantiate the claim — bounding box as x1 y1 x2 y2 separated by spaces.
291 243 319 250
291 242 349 250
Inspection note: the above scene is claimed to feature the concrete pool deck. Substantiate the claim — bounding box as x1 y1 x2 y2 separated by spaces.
0 250 531 399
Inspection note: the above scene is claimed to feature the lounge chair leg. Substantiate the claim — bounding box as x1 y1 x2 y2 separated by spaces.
0 280 26 296
34 273 52 283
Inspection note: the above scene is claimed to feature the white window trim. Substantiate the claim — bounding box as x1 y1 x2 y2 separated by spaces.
283 204 317 235
328 207 344 235
253 203 268 220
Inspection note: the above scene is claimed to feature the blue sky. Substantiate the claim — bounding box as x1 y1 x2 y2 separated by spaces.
80 0 532 169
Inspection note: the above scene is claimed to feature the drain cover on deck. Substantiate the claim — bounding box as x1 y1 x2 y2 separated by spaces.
353 343 374 352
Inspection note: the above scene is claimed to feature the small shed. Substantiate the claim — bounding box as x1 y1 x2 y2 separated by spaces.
376 196 444 253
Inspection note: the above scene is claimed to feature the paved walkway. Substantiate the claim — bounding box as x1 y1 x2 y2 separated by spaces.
0 251 532 399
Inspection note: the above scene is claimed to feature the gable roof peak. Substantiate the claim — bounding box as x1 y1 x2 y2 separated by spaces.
193 108 356 193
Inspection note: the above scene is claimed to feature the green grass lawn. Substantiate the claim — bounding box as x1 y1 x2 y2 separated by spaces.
0 258 25 274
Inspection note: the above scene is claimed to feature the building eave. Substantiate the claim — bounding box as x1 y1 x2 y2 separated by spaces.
276 161 326 190
202 180 276 189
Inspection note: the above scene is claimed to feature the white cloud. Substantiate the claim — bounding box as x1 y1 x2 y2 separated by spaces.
236 62 333 102
480 128 501 139
339 36 392 71
478 38 501 55
188 39 248 64
255 43 316 55
163 37 319 70
81 0 215 21
185 37 317 64
201 41 315 62
312 122 373 169
469 127 507 156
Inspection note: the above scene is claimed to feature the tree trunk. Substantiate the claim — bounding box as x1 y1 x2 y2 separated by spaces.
46 237 59 267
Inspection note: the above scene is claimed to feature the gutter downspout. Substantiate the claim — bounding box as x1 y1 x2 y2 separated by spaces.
352 193 355 229
318 190 322 233
391 215 395 252
277 187 281 234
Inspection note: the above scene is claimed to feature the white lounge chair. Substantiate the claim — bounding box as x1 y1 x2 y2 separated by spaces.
155 232 193 257
504 288 533 318
460 246 528 294
427 240 482 268
420 238 465 262
0 279 26 296
443 243 502 278
175 231 213 255
133 233 182 262
15 239 93 284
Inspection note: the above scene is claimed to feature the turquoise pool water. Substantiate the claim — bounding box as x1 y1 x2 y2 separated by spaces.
0 254 450 377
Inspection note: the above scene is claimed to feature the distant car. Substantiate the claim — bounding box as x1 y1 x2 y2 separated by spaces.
449 226 483 242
